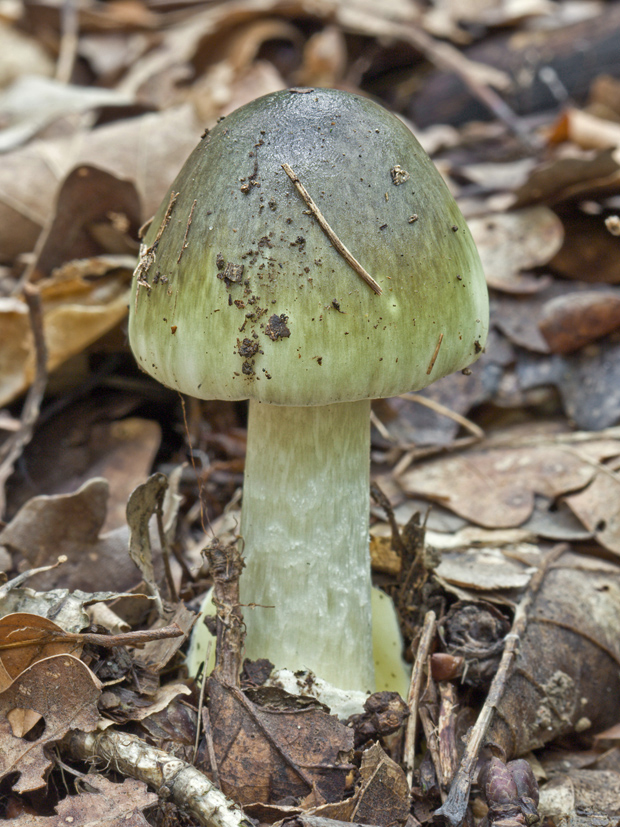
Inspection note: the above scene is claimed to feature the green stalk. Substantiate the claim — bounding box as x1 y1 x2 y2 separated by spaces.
239 399 375 692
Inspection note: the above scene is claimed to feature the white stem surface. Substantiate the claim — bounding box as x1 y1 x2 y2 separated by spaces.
240 399 375 692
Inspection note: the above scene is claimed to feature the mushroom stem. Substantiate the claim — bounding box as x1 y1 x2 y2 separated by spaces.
239 398 375 692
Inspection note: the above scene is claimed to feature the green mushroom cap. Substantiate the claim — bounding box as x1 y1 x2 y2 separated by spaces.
129 88 489 406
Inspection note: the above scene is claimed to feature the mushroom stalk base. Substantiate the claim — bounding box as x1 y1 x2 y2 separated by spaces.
240 398 374 692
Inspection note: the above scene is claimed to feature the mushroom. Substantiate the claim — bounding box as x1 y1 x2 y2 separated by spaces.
129 88 489 692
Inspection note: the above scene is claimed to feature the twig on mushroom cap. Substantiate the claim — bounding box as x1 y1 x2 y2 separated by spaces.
282 163 382 295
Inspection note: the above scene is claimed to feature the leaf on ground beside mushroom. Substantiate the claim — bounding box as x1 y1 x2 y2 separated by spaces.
399 428 620 529
467 206 563 293
538 769 620 824
0 263 134 408
0 654 101 792
0 478 147 592
204 675 355 806
565 471 620 555
12 773 159 827
489 550 620 757
0 612 83 691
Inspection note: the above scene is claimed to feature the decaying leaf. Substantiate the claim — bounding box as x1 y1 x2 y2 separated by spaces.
489 551 620 756
538 769 620 825
351 742 410 827
205 676 354 806
0 654 101 792
565 471 620 555
4 773 158 827
126 473 169 615
538 291 620 354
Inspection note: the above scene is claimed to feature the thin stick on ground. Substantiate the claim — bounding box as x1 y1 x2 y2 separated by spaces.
435 543 569 827
403 610 436 786
63 729 253 827
0 284 48 516
282 163 382 295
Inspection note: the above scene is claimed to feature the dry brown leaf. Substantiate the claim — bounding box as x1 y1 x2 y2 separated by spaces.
0 263 132 408
538 290 620 354
565 472 620 555
0 478 143 592
435 548 533 591
206 676 354 806
468 206 563 293
126 473 169 615
549 209 620 284
513 146 620 208
351 742 410 827
0 76 134 152
0 654 101 792
6 773 157 826
33 165 140 277
552 107 620 151
6 406 162 532
400 435 620 529
0 105 200 263
0 613 82 692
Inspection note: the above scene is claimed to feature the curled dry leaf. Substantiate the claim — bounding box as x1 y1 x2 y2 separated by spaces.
512 146 620 209
32 165 141 277
489 551 620 757
0 653 101 792
468 206 563 293
126 473 169 615
565 471 620 555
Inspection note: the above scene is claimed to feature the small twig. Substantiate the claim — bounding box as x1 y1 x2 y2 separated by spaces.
437 682 459 791
403 610 436 786
426 333 444 375
0 624 183 652
435 543 569 827
419 704 445 802
282 163 382 295
134 191 178 309
201 705 221 789
205 540 245 686
156 496 178 603
63 729 253 827
193 641 212 765
0 284 48 517
178 199 197 263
